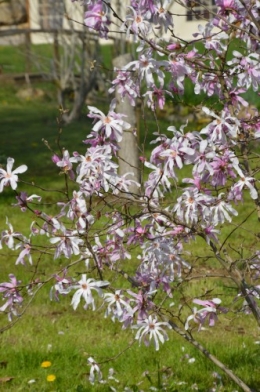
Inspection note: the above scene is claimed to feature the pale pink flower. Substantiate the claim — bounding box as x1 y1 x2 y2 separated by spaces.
84 1 110 38
233 165 258 200
154 0 174 32
15 240 32 265
124 6 151 39
88 101 131 142
216 0 235 10
104 290 132 320
12 192 41 212
55 150 75 180
185 298 227 331
49 229 84 259
0 274 23 321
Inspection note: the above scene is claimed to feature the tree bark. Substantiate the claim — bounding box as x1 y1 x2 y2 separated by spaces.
113 53 140 194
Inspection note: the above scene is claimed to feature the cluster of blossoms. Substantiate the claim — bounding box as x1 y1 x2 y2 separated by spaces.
1 0 260 389
0 274 23 321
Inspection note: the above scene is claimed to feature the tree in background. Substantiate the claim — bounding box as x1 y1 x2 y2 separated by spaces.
1 0 260 391
24 0 103 123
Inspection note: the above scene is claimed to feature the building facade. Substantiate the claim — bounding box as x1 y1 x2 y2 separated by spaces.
27 0 216 44
0 1 217 45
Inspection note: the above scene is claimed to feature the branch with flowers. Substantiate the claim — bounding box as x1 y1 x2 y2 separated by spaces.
1 0 260 390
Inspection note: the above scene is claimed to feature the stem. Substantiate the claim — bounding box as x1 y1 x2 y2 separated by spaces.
168 320 256 392
210 240 260 326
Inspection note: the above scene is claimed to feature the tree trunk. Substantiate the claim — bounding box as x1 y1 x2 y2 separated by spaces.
113 53 140 194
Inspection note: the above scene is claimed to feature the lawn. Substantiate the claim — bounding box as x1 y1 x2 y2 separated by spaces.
0 43 260 392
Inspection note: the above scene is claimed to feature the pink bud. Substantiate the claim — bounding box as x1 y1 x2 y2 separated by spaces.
52 154 60 164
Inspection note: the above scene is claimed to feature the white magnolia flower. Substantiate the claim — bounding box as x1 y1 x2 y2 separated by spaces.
88 101 131 142
71 274 109 310
49 229 84 259
0 158 27 192
211 194 238 225
104 290 132 319
233 165 258 200
134 315 171 351
88 357 103 385
0 217 23 250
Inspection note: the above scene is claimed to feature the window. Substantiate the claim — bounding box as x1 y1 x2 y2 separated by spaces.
186 0 217 21
38 0 64 30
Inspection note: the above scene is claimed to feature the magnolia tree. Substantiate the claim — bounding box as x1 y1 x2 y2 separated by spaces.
1 0 260 390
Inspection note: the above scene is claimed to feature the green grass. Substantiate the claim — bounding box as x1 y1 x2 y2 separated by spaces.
0 279 259 391
0 43 113 74
1 43 260 392
0 102 91 180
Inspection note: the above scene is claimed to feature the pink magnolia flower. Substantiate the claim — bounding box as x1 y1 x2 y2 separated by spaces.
108 70 139 106
232 165 258 200
144 161 171 198
124 6 151 39
127 290 155 322
15 239 33 265
167 55 191 93
38 212 62 236
110 172 141 195
127 219 154 245
0 158 27 192
201 107 240 143
84 1 110 38
202 225 220 244
144 86 173 111
58 191 94 232
0 274 23 321
185 298 227 331
12 192 41 212
55 150 75 180
49 229 84 259
124 54 166 88
228 52 260 92
215 0 235 10
50 271 73 301
131 0 156 14
153 0 174 32
210 151 237 187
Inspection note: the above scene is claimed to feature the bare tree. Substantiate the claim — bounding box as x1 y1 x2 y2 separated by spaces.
55 28 99 123
26 1 102 123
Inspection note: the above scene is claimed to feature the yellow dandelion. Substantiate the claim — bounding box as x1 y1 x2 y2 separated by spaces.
41 361 52 368
47 374 56 382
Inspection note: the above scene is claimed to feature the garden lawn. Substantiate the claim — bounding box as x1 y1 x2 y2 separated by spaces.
0 245 259 391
